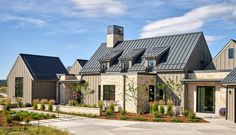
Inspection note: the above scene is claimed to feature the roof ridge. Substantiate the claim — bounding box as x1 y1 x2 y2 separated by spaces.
77 59 88 61
20 53 59 58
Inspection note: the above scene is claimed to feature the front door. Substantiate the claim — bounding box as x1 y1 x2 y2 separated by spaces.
149 85 155 102
197 86 215 113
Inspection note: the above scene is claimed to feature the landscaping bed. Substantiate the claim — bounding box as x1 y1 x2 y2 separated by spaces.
99 112 207 123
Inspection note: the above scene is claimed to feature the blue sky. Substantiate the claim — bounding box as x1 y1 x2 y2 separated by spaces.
0 0 236 79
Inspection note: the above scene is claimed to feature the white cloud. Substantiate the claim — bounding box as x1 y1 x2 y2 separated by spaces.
71 0 126 17
0 13 46 27
140 4 236 38
205 35 226 43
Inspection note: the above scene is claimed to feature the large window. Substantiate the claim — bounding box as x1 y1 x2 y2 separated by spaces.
103 85 115 101
100 62 108 72
15 77 23 97
147 59 156 71
121 61 129 72
197 86 215 113
228 48 234 59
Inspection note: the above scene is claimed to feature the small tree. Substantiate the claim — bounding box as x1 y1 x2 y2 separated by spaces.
125 82 148 114
73 80 94 104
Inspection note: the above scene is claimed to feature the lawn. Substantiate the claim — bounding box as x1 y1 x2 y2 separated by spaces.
0 126 69 135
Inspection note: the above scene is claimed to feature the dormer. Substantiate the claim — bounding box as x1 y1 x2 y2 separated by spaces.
119 48 145 72
98 50 123 73
143 46 170 72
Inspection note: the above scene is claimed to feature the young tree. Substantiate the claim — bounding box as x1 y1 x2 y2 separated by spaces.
125 82 148 114
73 80 94 104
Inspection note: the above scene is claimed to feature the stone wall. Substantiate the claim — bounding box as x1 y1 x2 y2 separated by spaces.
187 82 226 115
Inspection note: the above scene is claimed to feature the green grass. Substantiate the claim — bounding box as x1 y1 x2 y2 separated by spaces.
153 118 165 122
0 126 69 135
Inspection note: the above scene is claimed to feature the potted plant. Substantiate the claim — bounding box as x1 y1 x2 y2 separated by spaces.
0 99 7 111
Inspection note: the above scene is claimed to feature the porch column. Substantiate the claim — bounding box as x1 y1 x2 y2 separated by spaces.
56 82 61 104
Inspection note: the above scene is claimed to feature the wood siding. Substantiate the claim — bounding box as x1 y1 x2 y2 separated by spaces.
83 75 101 105
227 88 235 122
206 40 236 70
32 81 56 101
69 61 82 74
7 56 33 103
185 34 212 71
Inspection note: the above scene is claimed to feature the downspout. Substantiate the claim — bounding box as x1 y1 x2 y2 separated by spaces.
122 75 126 110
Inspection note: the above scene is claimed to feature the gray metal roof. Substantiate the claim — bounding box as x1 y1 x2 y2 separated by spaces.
143 46 169 58
222 67 236 84
120 48 145 61
81 32 203 73
20 53 68 80
98 50 123 62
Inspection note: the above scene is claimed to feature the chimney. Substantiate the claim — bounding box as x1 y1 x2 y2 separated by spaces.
107 25 124 48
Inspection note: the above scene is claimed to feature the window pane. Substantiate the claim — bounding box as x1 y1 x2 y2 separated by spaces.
103 85 115 101
147 59 156 71
121 61 129 72
228 48 234 59
15 77 23 97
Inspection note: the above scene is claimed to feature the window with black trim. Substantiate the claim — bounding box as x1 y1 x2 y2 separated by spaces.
15 77 23 97
147 59 156 71
98 85 101 100
103 85 115 101
121 61 129 72
228 48 234 59
100 62 108 72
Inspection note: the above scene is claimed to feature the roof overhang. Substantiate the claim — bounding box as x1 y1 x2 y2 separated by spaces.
182 79 222 83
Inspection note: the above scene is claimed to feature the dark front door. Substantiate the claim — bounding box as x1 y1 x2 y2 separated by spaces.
149 85 155 102
197 86 215 113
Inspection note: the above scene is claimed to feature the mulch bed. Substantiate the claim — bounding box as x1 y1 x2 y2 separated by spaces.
99 112 208 123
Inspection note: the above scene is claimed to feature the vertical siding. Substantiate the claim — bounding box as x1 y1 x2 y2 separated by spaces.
32 81 56 101
69 61 82 74
207 40 236 70
227 88 235 122
83 75 101 105
7 56 33 103
186 35 213 71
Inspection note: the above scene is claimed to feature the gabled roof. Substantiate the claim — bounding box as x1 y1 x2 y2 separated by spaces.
98 50 123 62
222 67 236 84
76 59 88 67
81 32 204 73
20 54 68 80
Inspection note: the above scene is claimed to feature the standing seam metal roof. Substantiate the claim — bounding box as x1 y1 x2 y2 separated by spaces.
222 67 236 83
80 32 203 73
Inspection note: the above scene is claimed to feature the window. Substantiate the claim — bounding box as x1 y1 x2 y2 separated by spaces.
121 61 129 72
200 52 204 63
228 48 234 59
15 77 23 97
149 85 155 102
100 62 108 72
98 85 101 100
147 59 156 71
103 85 115 101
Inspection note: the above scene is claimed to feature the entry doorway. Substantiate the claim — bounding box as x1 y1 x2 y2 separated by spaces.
197 86 215 113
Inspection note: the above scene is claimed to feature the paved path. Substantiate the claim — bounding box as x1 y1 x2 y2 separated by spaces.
14 108 236 135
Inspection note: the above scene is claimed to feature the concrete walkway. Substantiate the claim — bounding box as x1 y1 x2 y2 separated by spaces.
13 108 236 135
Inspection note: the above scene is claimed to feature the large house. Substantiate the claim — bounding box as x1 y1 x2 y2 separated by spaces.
7 25 236 123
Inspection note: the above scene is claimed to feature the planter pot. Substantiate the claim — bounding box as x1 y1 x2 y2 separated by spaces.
0 105 6 111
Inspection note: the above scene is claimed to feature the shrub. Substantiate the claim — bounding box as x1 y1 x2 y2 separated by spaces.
120 116 129 120
153 111 161 118
190 118 200 122
40 99 48 104
16 97 24 108
182 110 190 117
33 104 38 110
133 115 147 121
91 104 97 108
24 103 31 107
98 101 104 110
109 101 115 112
106 109 113 116
159 100 165 105
32 99 39 110
40 104 45 111
68 100 78 106
4 99 11 110
153 118 165 122
149 101 158 114
159 105 165 115
51 114 56 118
188 111 197 120
48 99 55 105
167 99 173 106
120 109 127 116
167 105 173 116
24 115 32 125
171 118 182 123
219 108 226 117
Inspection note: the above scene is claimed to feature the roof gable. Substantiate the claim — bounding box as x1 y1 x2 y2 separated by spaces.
81 32 203 73
20 54 68 80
